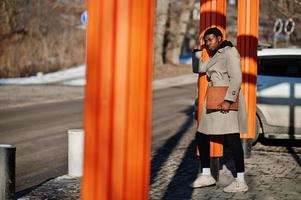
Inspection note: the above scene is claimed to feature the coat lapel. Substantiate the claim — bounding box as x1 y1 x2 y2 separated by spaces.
206 51 221 70
206 46 229 70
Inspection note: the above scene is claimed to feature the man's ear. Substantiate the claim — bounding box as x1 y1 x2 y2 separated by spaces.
217 36 222 42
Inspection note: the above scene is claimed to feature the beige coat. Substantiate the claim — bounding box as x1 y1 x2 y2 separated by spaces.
192 46 248 135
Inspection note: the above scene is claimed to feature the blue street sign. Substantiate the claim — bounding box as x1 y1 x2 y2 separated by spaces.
81 11 88 27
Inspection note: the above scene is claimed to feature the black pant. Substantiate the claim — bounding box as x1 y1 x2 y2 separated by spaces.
195 132 245 173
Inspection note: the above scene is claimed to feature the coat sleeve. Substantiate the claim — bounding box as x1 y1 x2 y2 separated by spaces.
224 47 242 102
192 50 209 73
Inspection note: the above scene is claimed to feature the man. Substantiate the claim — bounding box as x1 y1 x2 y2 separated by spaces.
191 27 248 193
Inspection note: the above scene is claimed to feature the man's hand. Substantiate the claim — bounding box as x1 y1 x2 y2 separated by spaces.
218 101 231 113
199 44 206 51
194 44 206 51
195 37 207 51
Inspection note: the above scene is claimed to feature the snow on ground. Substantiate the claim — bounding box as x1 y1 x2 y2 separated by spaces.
0 65 197 89
0 65 86 85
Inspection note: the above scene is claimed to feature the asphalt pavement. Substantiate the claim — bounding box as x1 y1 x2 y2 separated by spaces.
0 99 83 192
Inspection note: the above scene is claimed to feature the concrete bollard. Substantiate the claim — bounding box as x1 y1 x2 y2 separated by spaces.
0 144 16 200
68 129 84 177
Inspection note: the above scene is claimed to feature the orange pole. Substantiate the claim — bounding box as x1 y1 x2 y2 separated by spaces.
81 0 154 199
199 0 226 157
237 0 259 139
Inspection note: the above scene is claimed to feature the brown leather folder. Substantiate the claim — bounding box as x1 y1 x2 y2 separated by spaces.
206 86 239 110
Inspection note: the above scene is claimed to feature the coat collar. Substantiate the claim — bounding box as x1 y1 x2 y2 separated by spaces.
211 40 233 56
206 46 232 70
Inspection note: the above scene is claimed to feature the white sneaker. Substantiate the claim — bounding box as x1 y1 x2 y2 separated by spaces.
190 174 216 188
223 179 248 193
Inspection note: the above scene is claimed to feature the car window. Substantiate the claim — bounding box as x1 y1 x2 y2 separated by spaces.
258 56 301 77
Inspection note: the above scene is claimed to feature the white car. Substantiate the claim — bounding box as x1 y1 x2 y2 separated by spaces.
256 48 301 140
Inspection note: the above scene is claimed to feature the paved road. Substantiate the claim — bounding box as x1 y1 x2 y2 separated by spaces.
0 84 197 192
0 99 83 191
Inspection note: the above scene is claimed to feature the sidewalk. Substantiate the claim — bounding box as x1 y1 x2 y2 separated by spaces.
19 125 301 200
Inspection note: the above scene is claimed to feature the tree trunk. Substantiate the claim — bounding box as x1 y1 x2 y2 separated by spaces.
165 0 195 64
154 0 170 67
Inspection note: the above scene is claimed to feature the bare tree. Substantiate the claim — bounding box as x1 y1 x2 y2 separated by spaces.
154 0 170 67
164 0 195 64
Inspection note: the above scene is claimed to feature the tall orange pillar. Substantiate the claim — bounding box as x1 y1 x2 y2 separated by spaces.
81 0 154 199
197 0 226 180
237 0 259 156
199 0 226 158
